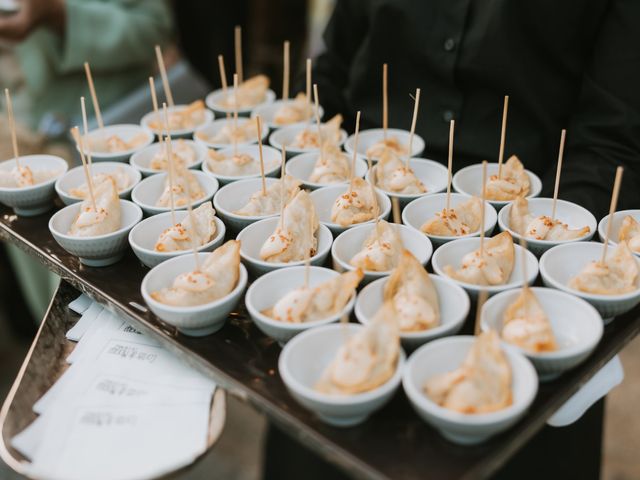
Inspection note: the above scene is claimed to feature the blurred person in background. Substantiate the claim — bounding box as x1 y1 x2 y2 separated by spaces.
0 0 173 329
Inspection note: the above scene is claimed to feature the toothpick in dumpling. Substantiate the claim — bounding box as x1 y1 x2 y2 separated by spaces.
383 250 439 331
510 196 590 241
151 240 240 307
264 269 363 323
68 177 121 237
234 175 301 216
260 190 318 263
443 231 515 286
501 288 556 352
315 301 400 395
485 156 530 201
424 330 512 414
149 100 206 131
274 92 313 125
569 242 639 295
619 215 640 254
149 139 196 171
69 167 131 198
218 75 269 109
350 220 403 272
331 177 378 227
374 149 426 194
308 143 352 184
366 136 408 160
421 196 482 237
292 114 343 149
154 203 218 252
155 167 205 208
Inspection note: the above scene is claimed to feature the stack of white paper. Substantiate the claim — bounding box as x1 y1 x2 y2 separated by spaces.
12 295 218 480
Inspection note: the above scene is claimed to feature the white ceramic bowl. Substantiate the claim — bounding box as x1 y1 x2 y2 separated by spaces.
403 335 538 445
309 184 392 235
482 287 603 380
452 162 542 210
81 124 154 162
213 177 281 232
331 223 433 285
236 217 333 276
598 209 640 258
48 199 142 266
141 252 248 336
55 162 141 205
193 117 269 150
140 105 214 139
279 323 406 427
432 237 539 298
356 275 469 350
251 99 324 130
539 242 640 321
201 144 281 185
285 151 369 190
498 198 597 256
0 155 68 216
246 266 356 345
365 157 448 208
344 128 425 161
269 124 348 159
402 193 498 248
128 211 226 268
205 87 276 117
131 171 218 216
129 139 207 177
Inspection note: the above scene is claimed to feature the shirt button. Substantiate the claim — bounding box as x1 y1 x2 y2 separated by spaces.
442 110 454 122
444 38 456 51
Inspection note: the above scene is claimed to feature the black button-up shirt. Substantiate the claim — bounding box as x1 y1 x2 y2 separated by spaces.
312 0 640 218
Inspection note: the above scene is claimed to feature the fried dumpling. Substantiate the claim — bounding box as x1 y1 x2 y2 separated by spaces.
148 100 206 131
154 203 218 252
485 156 530 201
365 136 408 160
444 231 515 286
374 149 426 194
331 177 378 227
155 168 205 208
274 93 313 125
569 242 639 295
510 196 590 241
315 301 400 395
68 177 121 237
308 143 352 184
206 148 278 177
88 132 149 154
421 196 483 237
233 175 301 216
150 240 240 307
149 139 197 171
0 165 58 188
198 117 259 145
291 114 343 149
384 250 440 331
501 288 556 352
618 216 640 254
350 220 403 272
217 75 269 109
69 168 130 198
424 330 512 414
264 270 363 323
260 190 319 263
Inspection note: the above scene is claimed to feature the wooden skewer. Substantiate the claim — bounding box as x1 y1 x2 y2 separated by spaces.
304 214 312 288
445 119 455 212
155 45 174 107
256 115 267 196
406 88 421 169
217 55 231 121
392 197 401 224
349 111 362 193
232 73 239 157
519 236 529 293
382 63 388 140
149 77 159 115
550 129 566 222
313 84 324 163
70 127 97 211
305 58 312 124
182 158 201 271
162 103 176 225
279 146 287 229
475 289 489 336
4 88 21 170
83 62 104 131
601 166 624 264
282 41 290 100
234 26 243 84
479 161 487 255
80 97 93 172
366 153 382 240
497 95 509 179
